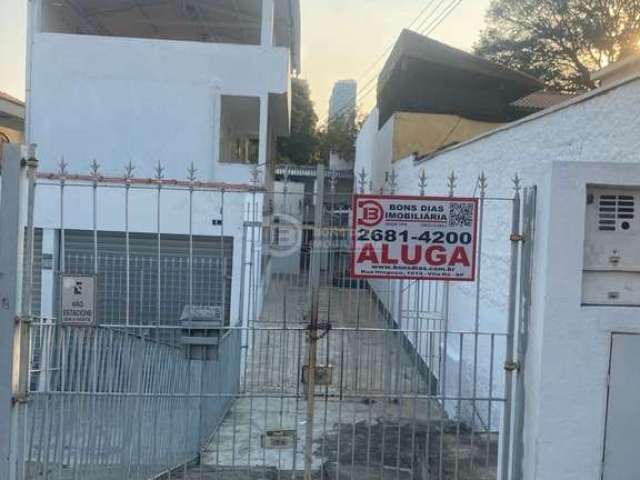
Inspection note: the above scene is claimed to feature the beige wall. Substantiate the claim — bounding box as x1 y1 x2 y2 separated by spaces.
392 112 502 162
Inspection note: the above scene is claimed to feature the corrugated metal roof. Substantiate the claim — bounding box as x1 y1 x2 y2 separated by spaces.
510 91 574 111
0 91 24 107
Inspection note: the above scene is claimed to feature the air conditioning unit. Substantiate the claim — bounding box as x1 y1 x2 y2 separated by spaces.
582 186 640 306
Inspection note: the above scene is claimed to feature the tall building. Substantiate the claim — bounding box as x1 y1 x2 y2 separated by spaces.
329 79 357 120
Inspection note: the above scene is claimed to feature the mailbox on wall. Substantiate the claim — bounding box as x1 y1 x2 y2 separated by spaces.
583 186 640 306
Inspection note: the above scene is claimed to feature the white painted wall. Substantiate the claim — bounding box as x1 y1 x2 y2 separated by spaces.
523 162 640 480
329 152 354 172
271 180 305 275
354 77 640 477
354 110 394 193
28 32 290 183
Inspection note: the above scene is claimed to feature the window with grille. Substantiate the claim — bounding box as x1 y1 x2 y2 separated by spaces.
59 230 233 328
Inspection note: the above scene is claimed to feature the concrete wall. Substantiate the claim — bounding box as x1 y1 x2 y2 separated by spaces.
271 180 305 275
354 77 640 453
28 32 290 183
354 109 394 193
520 161 640 479
392 112 502 161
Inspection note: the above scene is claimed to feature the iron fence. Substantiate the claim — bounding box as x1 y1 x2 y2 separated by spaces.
12 159 260 480
0 154 533 480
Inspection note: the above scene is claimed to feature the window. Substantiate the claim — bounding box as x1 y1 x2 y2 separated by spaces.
220 95 260 164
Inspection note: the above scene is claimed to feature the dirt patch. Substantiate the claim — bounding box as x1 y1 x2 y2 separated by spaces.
317 419 498 480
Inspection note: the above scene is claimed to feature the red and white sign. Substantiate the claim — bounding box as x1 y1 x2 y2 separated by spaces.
351 195 479 281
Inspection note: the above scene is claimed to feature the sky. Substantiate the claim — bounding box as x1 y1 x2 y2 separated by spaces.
302 0 492 121
0 0 492 116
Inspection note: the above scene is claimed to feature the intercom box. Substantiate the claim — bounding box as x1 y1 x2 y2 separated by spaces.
583 186 640 306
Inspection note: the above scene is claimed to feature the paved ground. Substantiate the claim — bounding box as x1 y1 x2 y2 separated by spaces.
195 275 498 479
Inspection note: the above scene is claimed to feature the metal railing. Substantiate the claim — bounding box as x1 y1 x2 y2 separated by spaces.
25 324 241 480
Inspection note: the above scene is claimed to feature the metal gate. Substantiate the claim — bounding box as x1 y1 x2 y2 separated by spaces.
198 166 536 480
0 147 535 480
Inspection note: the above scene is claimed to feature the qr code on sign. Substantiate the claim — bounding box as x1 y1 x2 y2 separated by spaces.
449 202 473 227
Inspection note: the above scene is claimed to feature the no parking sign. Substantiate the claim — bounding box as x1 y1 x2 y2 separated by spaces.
351 195 478 281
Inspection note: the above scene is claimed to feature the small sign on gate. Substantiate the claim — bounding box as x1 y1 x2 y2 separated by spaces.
261 429 296 449
301 365 334 386
60 275 96 325
351 195 478 281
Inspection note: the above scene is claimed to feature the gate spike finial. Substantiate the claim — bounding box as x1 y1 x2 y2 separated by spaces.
512 173 521 195
124 160 135 180
57 156 68 177
283 166 290 193
329 173 337 194
187 162 197 182
388 168 398 194
249 164 262 186
478 171 488 197
447 170 457 197
381 171 389 194
418 169 428 196
357 167 368 194
89 159 100 178
154 161 165 181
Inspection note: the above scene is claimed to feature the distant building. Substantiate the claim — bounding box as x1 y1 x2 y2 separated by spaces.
357 29 573 174
328 80 358 173
329 79 357 120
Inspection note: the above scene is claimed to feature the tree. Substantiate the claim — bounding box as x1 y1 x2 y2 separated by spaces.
277 78 320 165
318 111 364 165
474 0 640 92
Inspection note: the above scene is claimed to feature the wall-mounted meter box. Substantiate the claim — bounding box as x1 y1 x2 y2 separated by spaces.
583 186 640 306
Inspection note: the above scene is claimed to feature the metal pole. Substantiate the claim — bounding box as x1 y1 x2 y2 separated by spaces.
304 164 325 480
512 186 536 480
0 144 35 480
499 181 522 480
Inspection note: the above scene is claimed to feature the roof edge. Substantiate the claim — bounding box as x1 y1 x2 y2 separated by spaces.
0 91 25 108
592 54 640 81
382 29 543 90
415 74 640 165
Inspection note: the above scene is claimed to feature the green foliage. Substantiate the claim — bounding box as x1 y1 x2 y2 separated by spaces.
475 0 640 92
277 77 363 166
317 111 364 164
277 78 320 165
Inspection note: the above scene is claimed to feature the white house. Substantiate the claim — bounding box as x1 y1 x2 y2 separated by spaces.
25 0 301 331
355 34 640 476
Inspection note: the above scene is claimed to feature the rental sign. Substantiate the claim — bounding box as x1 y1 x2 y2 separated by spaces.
351 195 478 281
